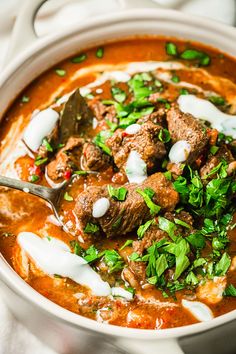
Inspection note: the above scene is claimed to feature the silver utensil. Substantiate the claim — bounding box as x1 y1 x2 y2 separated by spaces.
0 174 72 226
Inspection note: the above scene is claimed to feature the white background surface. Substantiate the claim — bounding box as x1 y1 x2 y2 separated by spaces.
0 0 235 353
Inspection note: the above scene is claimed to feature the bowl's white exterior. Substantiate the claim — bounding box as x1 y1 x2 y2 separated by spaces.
1 5 236 354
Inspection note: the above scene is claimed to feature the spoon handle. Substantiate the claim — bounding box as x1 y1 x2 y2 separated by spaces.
0 175 55 203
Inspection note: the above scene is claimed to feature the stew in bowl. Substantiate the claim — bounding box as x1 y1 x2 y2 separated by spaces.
1 36 236 330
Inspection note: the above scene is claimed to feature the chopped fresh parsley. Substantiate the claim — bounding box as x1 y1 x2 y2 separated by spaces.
180 49 210 66
70 240 83 256
42 137 53 152
55 69 66 77
214 252 231 276
158 128 171 143
158 216 177 241
21 95 30 103
111 87 126 103
103 250 125 272
208 96 225 106
119 239 133 251
171 74 180 83
84 223 99 234
64 192 73 201
34 156 48 166
74 170 88 175
96 47 104 58
71 54 87 63
107 185 128 201
174 218 190 229
137 219 155 239
224 284 236 297
210 145 219 155
166 42 178 56
136 188 161 215
93 130 112 155
179 88 189 95
29 174 39 183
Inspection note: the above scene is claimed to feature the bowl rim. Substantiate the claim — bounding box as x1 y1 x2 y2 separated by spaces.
1 7 236 339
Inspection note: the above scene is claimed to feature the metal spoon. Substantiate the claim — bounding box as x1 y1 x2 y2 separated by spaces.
0 174 73 227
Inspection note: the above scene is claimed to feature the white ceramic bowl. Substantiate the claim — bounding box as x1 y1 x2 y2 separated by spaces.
1 1 236 353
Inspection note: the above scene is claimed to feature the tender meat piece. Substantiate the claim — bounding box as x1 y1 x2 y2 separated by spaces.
167 105 208 163
81 142 111 171
74 172 179 237
107 121 166 172
47 136 84 181
197 276 227 305
166 162 184 179
200 145 234 179
88 98 117 123
38 122 59 159
137 107 167 127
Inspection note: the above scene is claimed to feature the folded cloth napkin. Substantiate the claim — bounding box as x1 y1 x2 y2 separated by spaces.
0 0 235 353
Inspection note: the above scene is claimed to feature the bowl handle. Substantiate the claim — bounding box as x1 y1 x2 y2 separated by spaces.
4 0 46 66
4 0 162 67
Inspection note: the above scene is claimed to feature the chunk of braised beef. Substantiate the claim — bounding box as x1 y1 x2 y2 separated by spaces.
167 105 208 163
200 145 235 179
88 98 118 124
106 121 166 173
137 107 167 127
166 162 184 179
74 172 179 237
47 137 84 181
81 142 111 171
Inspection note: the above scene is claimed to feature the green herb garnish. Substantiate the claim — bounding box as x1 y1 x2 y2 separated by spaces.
224 284 236 297
64 192 73 201
55 69 66 77
107 185 128 201
71 54 87 63
21 95 30 103
93 130 112 155
137 219 155 239
111 87 126 103
166 42 178 56
84 223 99 234
136 188 161 215
158 128 171 143
42 137 53 152
96 47 104 58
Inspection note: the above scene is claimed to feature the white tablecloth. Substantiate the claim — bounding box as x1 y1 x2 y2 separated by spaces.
0 1 235 353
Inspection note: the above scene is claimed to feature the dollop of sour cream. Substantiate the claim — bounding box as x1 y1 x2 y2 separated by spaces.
125 124 141 135
182 299 213 322
92 197 110 218
169 140 191 163
18 232 134 301
125 151 147 184
17 232 110 296
178 95 236 138
111 287 133 300
23 108 59 152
